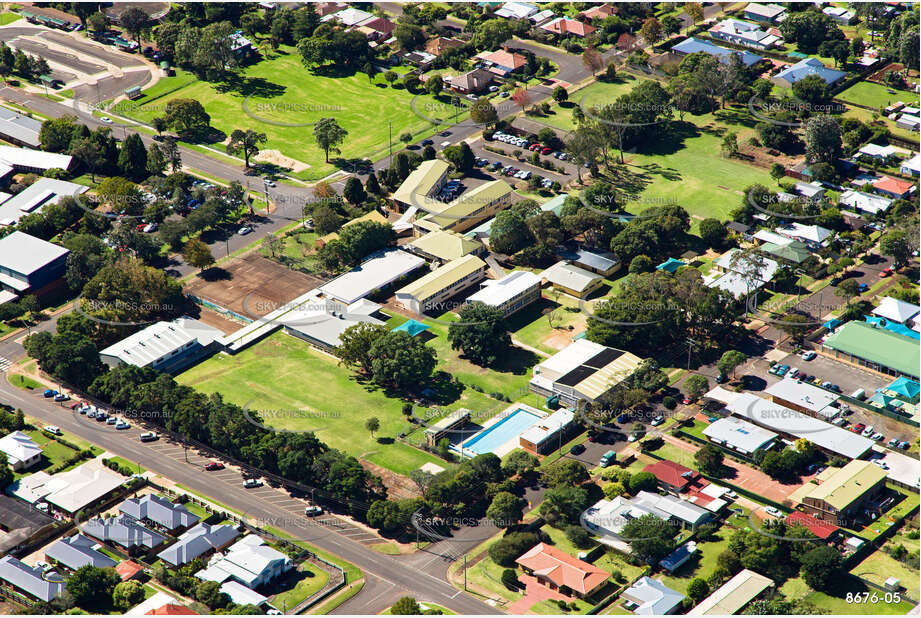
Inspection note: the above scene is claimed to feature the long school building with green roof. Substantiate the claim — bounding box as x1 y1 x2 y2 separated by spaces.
821 321 920 380
395 254 488 314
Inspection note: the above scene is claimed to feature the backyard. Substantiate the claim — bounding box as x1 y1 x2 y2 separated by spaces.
506 291 586 355
268 562 331 612
123 47 465 180
778 573 915 615
836 80 919 111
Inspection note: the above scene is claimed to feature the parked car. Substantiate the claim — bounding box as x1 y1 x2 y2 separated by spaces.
139 432 159 442
569 443 585 455
599 450 616 467
715 373 728 384
115 420 130 430
832 417 847 426
872 460 889 469
788 367 800 379
858 282 869 293
204 462 224 471
237 226 253 235
853 423 866 433
43 426 62 436
861 426 875 437
43 389 58 398
764 506 782 517
898 441 910 450
879 267 894 278
651 415 665 426
304 506 323 516
243 478 263 488
776 365 790 376
616 413 630 424
887 438 900 447
801 351 816 361
421 139 434 146
871 432 884 441
53 393 70 402
106 417 117 425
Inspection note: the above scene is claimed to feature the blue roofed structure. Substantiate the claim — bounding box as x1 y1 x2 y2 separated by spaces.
772 57 846 87
671 37 764 66
391 319 430 337
883 377 920 404
659 541 697 573
865 316 920 340
656 258 687 273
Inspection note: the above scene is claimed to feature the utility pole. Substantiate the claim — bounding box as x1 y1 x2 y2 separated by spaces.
388 120 392 159
463 554 467 591
685 338 699 371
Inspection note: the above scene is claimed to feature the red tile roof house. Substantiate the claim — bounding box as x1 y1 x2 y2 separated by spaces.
581 3 617 21
449 68 494 94
515 542 610 598
477 49 527 76
872 175 916 199
643 460 703 493
541 17 597 38
786 510 841 541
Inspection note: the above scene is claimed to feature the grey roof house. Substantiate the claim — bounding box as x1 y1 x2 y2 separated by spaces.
120 494 200 532
45 534 117 571
83 514 167 550
158 523 240 566
0 555 65 602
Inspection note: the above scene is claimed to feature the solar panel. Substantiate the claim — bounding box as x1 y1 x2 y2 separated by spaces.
584 348 623 368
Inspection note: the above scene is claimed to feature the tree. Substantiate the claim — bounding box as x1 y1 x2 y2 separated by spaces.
486 491 524 528
87 10 108 33
365 416 380 438
365 172 382 196
195 580 226 608
582 46 603 75
369 331 436 389
471 19 512 51
792 74 828 105
391 597 423 615
336 322 388 375
118 133 148 181
800 545 842 591
66 566 120 608
552 85 568 104
146 143 167 176
225 129 267 168
183 238 214 271
470 98 498 126
343 177 367 205
604 62 617 82
662 14 682 36
0 463 12 491
394 22 425 50
684 374 708 400
113 581 145 611
695 444 724 475
425 74 443 96
699 218 726 249
685 3 704 27
443 142 475 173
880 230 912 267
803 115 842 164
447 304 510 367
835 278 861 305
119 7 148 48
628 471 657 494
152 116 168 137
502 450 539 477
721 132 739 158
640 18 662 44
489 532 540 566
539 485 589 528
313 117 348 163
543 459 589 488
162 137 182 172
489 210 532 255
621 513 675 564
717 350 746 378
164 98 211 133
687 578 709 603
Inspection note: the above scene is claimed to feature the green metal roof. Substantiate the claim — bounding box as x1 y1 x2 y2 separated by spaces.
824 321 920 378
762 241 810 264
805 460 887 510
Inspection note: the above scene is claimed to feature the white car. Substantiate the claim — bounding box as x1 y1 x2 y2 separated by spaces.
139 432 159 442
304 506 323 516
263 179 276 187
764 506 782 517
862 426 875 437
100 116 112 124
243 478 263 488
873 460 889 469
43 425 62 436
801 351 816 361
237 226 253 235
115 420 130 430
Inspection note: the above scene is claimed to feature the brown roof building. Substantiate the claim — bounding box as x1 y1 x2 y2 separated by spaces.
516 542 610 598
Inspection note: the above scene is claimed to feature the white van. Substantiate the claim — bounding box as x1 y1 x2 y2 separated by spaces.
850 388 866 400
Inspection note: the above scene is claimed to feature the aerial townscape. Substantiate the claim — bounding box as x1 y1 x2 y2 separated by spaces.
0 0 915 616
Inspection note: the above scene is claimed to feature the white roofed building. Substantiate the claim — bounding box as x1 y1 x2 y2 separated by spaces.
465 270 541 317
318 249 426 306
765 378 841 418
839 190 893 216
702 417 778 456
872 296 920 325
539 262 604 299
0 178 87 228
99 317 224 373
0 231 69 298
530 339 643 406
196 534 293 589
518 408 575 455
0 431 42 471
0 145 72 173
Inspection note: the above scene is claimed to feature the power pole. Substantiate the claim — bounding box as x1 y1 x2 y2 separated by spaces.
686 338 699 371
388 120 392 159
463 554 467 591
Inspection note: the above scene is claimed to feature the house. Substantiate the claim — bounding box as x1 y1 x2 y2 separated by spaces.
708 19 782 50
0 107 42 148
529 9 555 24
896 114 921 131
355 16 395 41
793 180 826 200
702 416 778 456
518 408 576 455
899 152 921 177
688 569 774 615
529 339 642 406
0 555 65 602
659 542 697 573
0 232 69 301
776 222 833 248
725 393 875 460
476 48 527 76
706 248 779 300
392 159 451 212
322 7 374 26
395 254 488 314
556 247 621 277
314 209 389 248
495 1 537 19
466 270 541 317
0 146 72 174
0 494 53 555
99 317 225 374
857 143 898 161
839 189 893 216
317 248 426 307
157 523 240 567
765 379 840 419
615 33 639 51
772 57 846 87
581 3 617 21
643 460 703 493
515 542 610 598
760 241 811 264
0 177 87 228
45 534 117 571
872 297 920 325
785 511 840 542
403 50 437 68
126 591 195 615
449 68 494 94
822 6 856 24
10 459 126 516
671 37 764 67
413 180 513 235
408 229 485 263
228 31 255 58
120 494 200 533
425 37 464 56
872 175 915 199
621 577 685 615
217 580 268 608
116 560 144 581
541 17 596 37
83 514 167 551
582 491 713 545
798 460 887 526
196 534 293 589
0 431 42 471
743 3 787 23
539 262 603 299
821 320 919 380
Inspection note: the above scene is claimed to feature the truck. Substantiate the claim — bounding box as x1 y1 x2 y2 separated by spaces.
599 450 616 468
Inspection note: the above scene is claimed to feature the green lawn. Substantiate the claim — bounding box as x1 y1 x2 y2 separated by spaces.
0 12 22 25
106 456 145 475
843 106 921 145
177 331 460 475
124 47 466 180
384 602 456 614
7 373 41 391
269 562 331 612
849 546 918 590
643 441 697 469
508 291 585 355
836 81 919 111
658 527 732 596
536 77 640 132
779 574 915 614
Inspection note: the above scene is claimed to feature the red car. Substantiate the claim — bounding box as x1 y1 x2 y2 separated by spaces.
204 462 224 471
852 423 866 434
541 147 552 155
879 267 894 278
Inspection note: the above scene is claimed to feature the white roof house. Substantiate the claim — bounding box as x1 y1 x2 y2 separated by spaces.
872 297 921 324
0 231 69 291
125 591 184 615
689 568 774 615
858 144 898 159
715 248 779 283
621 576 685 615
776 222 833 246
539 261 603 296
518 408 574 452
9 460 125 514
495 1 538 19
219 580 268 607
702 417 778 455
466 270 540 315
323 7 374 26
765 378 840 414
120 494 200 531
0 555 65 602
319 249 425 305
581 491 712 541
99 317 223 370
725 393 874 459
196 534 293 589
158 523 240 566
753 230 794 246
839 189 893 215
82 514 166 549
0 431 42 469
45 534 117 571
0 146 72 172
530 339 643 404
900 153 921 176
0 107 42 147
0 178 87 226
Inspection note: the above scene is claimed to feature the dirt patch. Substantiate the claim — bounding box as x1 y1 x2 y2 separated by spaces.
360 460 421 501
542 328 576 351
184 254 323 319
194 307 246 335
253 149 311 172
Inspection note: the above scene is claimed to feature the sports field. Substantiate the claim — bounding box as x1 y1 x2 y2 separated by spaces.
126 46 464 179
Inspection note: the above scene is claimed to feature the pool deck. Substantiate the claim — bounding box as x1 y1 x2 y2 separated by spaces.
456 403 547 458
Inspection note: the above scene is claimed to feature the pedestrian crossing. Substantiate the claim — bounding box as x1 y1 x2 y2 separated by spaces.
0 356 12 372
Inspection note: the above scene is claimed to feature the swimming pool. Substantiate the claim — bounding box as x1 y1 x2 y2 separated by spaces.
460 408 542 455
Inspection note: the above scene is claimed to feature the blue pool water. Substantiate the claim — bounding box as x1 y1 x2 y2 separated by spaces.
460 409 542 455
